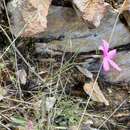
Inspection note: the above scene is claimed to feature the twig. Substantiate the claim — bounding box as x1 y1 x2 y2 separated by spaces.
98 98 127 129
2 0 23 99
0 121 11 130
0 25 46 84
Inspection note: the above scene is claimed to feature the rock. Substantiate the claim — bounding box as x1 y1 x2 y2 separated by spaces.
72 0 109 28
122 10 130 27
7 0 52 37
104 51 130 83
121 0 130 28
39 6 130 53
52 0 72 7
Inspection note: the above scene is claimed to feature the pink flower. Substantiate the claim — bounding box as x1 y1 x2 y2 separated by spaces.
27 120 34 130
99 40 121 72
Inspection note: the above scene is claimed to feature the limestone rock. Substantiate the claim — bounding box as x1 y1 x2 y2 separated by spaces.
7 0 52 37
40 6 130 53
104 51 130 83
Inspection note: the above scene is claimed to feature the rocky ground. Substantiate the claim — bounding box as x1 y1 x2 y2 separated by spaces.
0 0 130 130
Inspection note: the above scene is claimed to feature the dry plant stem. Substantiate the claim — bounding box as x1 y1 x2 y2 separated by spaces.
109 0 127 43
0 114 11 122
77 64 102 129
98 98 127 129
1 58 16 87
2 0 22 99
48 50 66 129
2 0 14 39
51 74 72 128
0 121 11 130
49 43 79 129
38 93 47 129
77 0 127 129
0 12 37 59
0 103 23 113
41 94 47 122
54 49 66 96
3 97 33 105
0 25 46 85
84 113 117 126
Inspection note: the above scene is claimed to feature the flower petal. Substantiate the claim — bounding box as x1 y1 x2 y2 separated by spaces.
103 58 110 71
27 120 34 130
108 59 121 72
99 45 104 51
108 49 117 59
102 40 109 53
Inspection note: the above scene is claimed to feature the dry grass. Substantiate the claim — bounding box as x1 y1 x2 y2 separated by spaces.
0 0 129 130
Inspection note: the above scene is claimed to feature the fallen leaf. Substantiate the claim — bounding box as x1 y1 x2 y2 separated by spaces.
83 82 109 105
16 69 27 85
73 0 109 28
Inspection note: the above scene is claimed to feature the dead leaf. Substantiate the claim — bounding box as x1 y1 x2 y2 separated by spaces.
17 69 27 85
83 82 109 105
73 0 109 28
